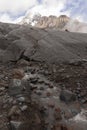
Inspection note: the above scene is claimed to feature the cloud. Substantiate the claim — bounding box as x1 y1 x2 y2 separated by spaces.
0 0 86 23
62 0 87 21
0 0 38 23
0 0 38 15
25 0 69 17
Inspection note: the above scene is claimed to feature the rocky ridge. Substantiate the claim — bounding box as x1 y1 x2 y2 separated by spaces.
20 14 70 29
19 13 87 33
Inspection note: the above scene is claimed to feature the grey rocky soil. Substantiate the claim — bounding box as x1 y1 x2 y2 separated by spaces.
0 22 87 130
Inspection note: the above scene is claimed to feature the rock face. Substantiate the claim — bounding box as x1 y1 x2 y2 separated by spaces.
35 15 70 29
0 22 87 64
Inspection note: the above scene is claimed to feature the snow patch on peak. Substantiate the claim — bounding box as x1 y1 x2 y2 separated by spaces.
19 12 41 25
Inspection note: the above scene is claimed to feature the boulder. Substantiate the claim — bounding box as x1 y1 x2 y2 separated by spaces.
60 90 76 103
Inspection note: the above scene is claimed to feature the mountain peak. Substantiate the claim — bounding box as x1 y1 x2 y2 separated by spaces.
19 14 70 29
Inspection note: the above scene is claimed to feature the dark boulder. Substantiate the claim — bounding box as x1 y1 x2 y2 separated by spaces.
60 90 76 103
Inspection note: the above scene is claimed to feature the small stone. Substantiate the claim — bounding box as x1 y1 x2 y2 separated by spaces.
8 106 20 118
48 101 55 108
64 111 73 119
40 87 44 90
31 86 37 91
17 97 25 102
55 107 61 113
17 59 29 66
46 92 51 97
12 68 25 79
20 105 28 111
0 87 5 92
49 84 53 88
10 121 21 130
60 90 76 103
54 107 62 120
76 87 81 91
36 90 42 96
35 113 41 124
52 124 69 130
9 79 23 96
81 99 87 104
38 79 44 84
30 78 38 84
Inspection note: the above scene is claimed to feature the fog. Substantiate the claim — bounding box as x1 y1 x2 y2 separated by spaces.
64 20 87 33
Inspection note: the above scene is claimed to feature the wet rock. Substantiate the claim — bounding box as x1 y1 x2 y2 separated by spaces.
12 69 25 79
60 90 76 103
10 121 21 130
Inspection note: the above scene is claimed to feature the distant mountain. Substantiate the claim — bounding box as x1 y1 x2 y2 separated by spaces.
64 19 87 33
19 13 87 33
19 13 70 29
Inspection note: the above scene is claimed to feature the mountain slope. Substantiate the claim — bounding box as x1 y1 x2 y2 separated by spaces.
0 22 87 130
0 22 87 64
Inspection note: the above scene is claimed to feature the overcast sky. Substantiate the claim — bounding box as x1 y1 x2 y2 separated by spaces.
0 0 87 23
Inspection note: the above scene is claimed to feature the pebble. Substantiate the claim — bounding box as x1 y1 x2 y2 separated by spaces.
31 86 38 91
54 107 62 121
0 87 5 92
10 121 21 130
36 90 42 96
20 105 28 111
46 92 51 97
40 86 44 90
12 68 25 79
17 97 25 102
48 101 55 108
8 106 20 118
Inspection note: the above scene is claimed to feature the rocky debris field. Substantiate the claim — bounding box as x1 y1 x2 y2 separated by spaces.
0 59 87 130
0 22 87 130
